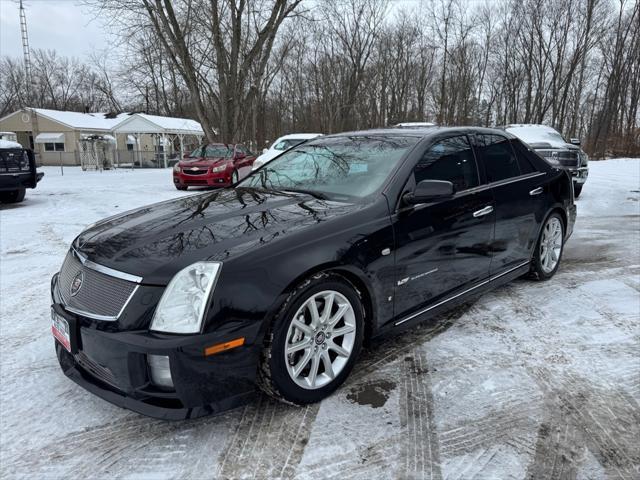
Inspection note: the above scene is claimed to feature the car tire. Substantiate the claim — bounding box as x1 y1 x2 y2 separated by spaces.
258 272 365 405
175 185 188 191
574 184 583 198
529 212 564 281
231 170 239 185
0 188 26 204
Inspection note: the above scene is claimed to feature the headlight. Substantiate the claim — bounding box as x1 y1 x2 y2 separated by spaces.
150 262 222 334
19 151 30 171
211 164 227 173
173 164 181 172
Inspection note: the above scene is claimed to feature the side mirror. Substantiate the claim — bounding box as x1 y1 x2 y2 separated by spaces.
403 180 454 205
570 138 581 146
235 152 246 160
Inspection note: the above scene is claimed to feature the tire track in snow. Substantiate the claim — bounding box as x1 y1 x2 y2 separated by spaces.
215 303 471 479
531 368 640 480
216 394 319 479
524 407 582 480
398 350 442 480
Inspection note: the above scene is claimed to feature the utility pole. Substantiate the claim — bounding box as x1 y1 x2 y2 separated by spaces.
19 0 41 160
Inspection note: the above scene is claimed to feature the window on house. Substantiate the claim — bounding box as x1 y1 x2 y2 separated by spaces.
44 142 65 152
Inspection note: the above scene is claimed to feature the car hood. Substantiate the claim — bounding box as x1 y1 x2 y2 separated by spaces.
254 149 280 165
74 188 355 284
528 141 581 151
179 157 229 167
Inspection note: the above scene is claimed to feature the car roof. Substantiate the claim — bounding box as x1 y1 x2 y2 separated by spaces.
323 126 514 140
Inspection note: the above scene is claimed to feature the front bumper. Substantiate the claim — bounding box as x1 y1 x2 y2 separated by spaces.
0 171 43 191
568 167 588 185
51 275 260 420
173 170 232 187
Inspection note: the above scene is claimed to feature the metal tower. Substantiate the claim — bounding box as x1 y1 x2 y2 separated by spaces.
19 0 32 87
19 0 40 153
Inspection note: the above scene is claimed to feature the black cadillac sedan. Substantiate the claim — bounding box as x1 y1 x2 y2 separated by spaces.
51 127 576 419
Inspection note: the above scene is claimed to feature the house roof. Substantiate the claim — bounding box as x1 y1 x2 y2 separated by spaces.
0 108 205 136
112 113 205 135
29 108 129 131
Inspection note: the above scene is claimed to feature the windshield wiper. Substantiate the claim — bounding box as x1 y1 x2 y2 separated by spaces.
282 188 328 200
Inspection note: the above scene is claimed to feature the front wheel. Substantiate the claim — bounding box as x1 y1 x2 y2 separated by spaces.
530 213 564 280
258 273 364 405
0 188 26 204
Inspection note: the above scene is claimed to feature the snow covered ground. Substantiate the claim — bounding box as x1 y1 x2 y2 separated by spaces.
1 160 639 479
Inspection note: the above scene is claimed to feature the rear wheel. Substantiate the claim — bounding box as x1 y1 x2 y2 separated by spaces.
258 273 364 405
574 184 583 198
0 188 26 204
530 213 564 280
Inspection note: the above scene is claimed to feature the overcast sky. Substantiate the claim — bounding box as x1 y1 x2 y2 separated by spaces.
0 0 110 59
0 0 432 61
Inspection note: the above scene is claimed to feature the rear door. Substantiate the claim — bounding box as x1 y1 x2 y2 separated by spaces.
473 133 546 274
392 135 495 321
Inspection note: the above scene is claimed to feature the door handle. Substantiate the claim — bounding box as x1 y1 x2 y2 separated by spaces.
473 206 494 218
529 187 543 196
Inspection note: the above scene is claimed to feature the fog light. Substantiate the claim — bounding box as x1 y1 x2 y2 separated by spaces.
148 354 173 388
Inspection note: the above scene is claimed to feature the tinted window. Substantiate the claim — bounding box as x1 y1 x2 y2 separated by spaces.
477 134 520 182
415 135 478 191
510 139 538 174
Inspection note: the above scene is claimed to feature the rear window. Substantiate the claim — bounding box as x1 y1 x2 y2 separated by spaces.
476 134 520 182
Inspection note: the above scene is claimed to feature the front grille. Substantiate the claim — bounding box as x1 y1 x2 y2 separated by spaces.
58 251 137 319
182 168 208 176
0 149 28 172
75 351 121 389
537 149 580 167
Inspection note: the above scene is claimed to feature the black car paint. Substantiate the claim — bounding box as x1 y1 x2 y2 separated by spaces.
0 148 43 192
51 127 575 419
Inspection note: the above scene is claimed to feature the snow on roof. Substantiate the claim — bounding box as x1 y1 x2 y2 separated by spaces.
112 113 205 135
505 124 567 147
136 113 203 133
2 108 204 135
30 108 129 131
0 139 23 149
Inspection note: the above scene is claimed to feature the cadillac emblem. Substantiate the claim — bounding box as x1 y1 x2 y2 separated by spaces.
70 270 84 297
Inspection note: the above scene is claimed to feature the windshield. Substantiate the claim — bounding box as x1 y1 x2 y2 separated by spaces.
240 135 419 200
507 127 566 145
188 145 233 159
273 139 307 151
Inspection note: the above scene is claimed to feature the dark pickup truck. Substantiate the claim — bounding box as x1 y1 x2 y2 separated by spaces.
0 142 44 204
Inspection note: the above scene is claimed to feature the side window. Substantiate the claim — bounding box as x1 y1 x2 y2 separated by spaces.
510 139 538 174
477 134 520 182
415 135 479 191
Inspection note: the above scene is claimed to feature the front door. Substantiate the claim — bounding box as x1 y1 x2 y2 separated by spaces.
392 135 494 322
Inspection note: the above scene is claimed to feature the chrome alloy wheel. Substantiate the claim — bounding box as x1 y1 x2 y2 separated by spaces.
540 217 563 273
284 290 357 390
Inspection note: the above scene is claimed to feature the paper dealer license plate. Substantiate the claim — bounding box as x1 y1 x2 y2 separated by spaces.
51 309 71 353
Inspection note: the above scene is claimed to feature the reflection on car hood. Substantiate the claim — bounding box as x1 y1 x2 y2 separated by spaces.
75 188 354 284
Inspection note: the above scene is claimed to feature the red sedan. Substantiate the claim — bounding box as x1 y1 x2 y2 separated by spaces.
173 144 256 190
